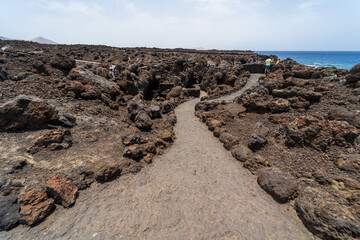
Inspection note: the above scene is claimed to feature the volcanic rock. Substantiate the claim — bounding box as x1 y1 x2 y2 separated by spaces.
295 186 360 240
65 81 85 95
65 166 94 190
206 119 222 131
288 97 310 109
123 144 144 160
7 160 27 174
329 120 359 147
213 127 226 138
134 111 153 131
268 98 291 113
76 66 119 94
127 95 144 121
243 155 270 173
237 86 271 112
0 95 58 131
219 132 240 150
271 89 294 98
46 177 78 208
194 101 219 112
286 115 332 151
346 63 360 85
161 101 175 114
335 154 360 174
147 104 162 119
160 129 174 143
19 183 55 226
26 129 73 154
0 196 20 231
50 53 75 72
248 122 269 151
243 63 264 73
185 87 201 98
122 133 148 146
94 162 122 182
80 85 101 100
231 144 253 162
159 82 174 94
166 86 183 99
328 106 360 128
56 113 76 128
0 66 7 81
0 179 24 196
257 167 298 203
293 70 314 79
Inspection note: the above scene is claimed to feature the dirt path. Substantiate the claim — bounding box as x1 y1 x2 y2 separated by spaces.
1 74 316 240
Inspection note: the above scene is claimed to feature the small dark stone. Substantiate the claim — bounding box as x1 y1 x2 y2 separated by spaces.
0 196 20 231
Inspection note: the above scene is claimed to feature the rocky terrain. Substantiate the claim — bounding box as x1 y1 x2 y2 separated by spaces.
196 62 360 239
0 40 266 232
1 39 358 239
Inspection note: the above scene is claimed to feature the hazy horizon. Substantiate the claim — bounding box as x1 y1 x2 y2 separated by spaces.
1 0 359 51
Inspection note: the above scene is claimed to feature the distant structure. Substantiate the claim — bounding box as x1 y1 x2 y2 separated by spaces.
30 36 57 45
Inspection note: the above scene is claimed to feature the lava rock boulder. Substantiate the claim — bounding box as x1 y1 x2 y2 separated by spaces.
257 167 298 203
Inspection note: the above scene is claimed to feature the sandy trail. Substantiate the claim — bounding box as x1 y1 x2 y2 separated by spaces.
1 74 315 240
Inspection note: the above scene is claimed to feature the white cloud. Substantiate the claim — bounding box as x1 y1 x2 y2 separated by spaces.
185 0 233 15
40 0 104 17
298 0 322 10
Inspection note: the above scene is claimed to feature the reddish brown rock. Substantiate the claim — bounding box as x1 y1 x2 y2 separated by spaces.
94 162 122 182
286 115 332 151
143 153 154 164
213 127 226 138
0 95 58 131
26 129 73 154
219 132 240 150
329 120 359 147
268 98 291 113
134 111 153 131
80 85 101 100
123 144 144 160
19 183 55 226
46 177 78 208
257 167 298 203
122 133 148 146
288 97 310 109
160 129 174 143
335 154 360 174
295 186 360 240
243 155 270 174
231 144 253 162
206 119 222 131
328 106 360 128
166 86 183 99
65 81 85 95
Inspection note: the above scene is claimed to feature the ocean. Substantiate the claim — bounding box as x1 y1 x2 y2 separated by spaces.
255 51 360 70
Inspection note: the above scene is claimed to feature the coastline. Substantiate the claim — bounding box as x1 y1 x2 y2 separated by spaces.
256 50 360 70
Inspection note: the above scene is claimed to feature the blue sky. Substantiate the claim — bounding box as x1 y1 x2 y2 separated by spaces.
0 0 359 50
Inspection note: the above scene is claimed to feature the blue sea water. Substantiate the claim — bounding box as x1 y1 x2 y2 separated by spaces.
255 51 360 70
